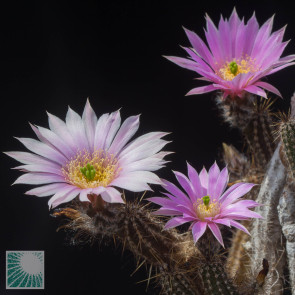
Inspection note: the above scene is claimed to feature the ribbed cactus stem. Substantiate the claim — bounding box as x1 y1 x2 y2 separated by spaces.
159 270 202 295
200 263 239 295
53 196 203 294
279 119 295 181
217 95 276 170
248 145 287 295
277 184 295 294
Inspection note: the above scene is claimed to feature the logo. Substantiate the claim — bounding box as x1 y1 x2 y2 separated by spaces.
6 251 44 289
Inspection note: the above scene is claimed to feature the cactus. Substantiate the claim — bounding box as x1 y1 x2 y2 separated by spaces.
217 95 276 171
277 113 295 182
53 195 205 294
247 146 287 295
278 184 295 294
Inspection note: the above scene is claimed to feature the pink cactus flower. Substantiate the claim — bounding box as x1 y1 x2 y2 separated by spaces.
6 100 170 208
148 162 262 247
165 8 295 99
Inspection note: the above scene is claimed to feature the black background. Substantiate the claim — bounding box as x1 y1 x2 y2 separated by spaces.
0 0 293 294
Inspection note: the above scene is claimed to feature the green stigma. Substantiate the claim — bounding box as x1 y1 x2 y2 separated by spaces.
202 195 210 208
80 163 96 181
229 61 238 76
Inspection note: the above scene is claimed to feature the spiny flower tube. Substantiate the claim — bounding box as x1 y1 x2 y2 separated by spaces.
6 100 170 208
148 162 262 247
165 8 295 99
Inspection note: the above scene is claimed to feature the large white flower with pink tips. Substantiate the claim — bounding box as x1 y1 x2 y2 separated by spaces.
6 100 170 208
148 162 262 247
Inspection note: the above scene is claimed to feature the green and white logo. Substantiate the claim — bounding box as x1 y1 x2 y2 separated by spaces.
6 251 44 289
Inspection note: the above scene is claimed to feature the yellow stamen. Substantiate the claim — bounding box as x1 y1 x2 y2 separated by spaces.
218 55 260 81
62 150 119 189
194 197 220 221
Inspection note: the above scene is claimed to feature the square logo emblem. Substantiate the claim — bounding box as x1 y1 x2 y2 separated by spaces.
6 251 44 289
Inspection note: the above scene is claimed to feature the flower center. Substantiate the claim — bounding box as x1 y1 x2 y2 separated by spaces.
218 56 260 81
62 150 119 189
194 195 220 221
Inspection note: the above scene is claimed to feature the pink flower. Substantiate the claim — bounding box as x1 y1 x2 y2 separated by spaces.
148 162 262 247
6 100 170 208
165 8 295 99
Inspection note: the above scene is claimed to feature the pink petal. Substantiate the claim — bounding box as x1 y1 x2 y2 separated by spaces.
13 164 63 176
192 221 207 244
153 208 181 216
183 27 215 67
82 99 98 151
208 223 224 247
108 115 140 156
25 183 69 197
186 84 217 96
121 153 170 173
164 217 193 230
15 137 67 165
199 167 208 195
119 132 169 158
163 56 199 71
230 220 250 235
214 167 229 199
207 162 220 198
161 179 191 206
47 112 77 151
49 187 80 209
181 46 213 72
94 111 120 150
33 125 75 158
147 197 178 208
187 162 203 201
254 81 282 97
173 171 195 201
110 173 152 192
13 173 64 185
221 209 262 220
219 182 247 203
101 187 124 203
104 110 121 150
79 188 93 202
5 151 58 166
213 218 231 227
221 183 256 208
233 199 262 208
65 107 89 151
118 139 169 166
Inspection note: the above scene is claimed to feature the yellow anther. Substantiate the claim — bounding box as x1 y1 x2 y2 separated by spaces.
62 150 119 189
218 56 260 81
194 197 220 221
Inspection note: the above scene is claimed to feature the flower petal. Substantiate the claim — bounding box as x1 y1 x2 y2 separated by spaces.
214 166 229 199
221 183 256 208
207 162 220 198
108 115 140 155
187 162 203 201
82 99 98 151
192 221 207 244
164 216 193 230
25 183 69 197
101 187 124 203
208 223 224 247
254 81 282 97
230 220 250 235
186 84 217 96
13 173 64 185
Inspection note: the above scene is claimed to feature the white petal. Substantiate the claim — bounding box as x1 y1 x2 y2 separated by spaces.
108 115 140 156
82 99 98 150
